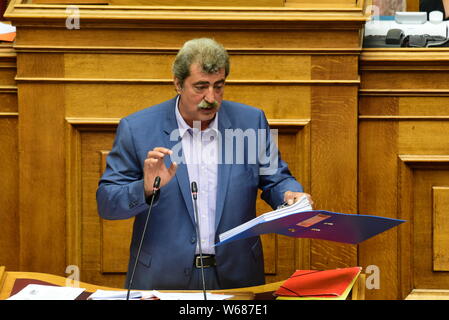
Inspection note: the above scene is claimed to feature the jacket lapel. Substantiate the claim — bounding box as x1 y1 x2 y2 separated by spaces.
215 105 233 231
162 97 195 225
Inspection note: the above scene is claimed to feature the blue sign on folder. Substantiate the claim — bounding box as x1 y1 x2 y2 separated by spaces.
216 196 405 246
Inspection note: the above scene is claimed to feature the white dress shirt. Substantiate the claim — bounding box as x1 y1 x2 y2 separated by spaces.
175 98 219 255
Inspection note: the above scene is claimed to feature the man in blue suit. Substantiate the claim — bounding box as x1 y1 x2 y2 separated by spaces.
97 38 312 290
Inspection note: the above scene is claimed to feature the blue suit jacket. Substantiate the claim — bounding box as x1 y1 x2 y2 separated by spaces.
96 97 303 289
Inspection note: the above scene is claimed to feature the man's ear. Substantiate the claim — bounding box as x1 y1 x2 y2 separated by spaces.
174 78 182 94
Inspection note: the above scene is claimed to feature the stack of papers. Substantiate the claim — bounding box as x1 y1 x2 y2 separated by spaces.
7 284 85 300
88 290 233 300
8 285 233 300
218 195 312 243
87 290 145 300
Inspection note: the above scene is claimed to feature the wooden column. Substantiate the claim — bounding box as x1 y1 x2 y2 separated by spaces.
0 43 18 272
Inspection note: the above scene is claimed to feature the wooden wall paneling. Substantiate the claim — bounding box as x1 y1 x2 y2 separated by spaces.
98 150 134 275
63 53 315 81
65 118 82 270
358 117 400 300
262 121 311 282
401 160 449 296
432 186 449 272
79 126 124 287
310 84 359 271
0 64 15 86
310 54 360 274
15 33 69 276
0 44 18 271
360 49 449 299
18 81 67 275
13 27 363 51
399 157 449 298
67 120 128 287
6 0 367 287
0 116 19 269
294 120 312 271
398 153 413 299
358 93 401 300
0 89 17 112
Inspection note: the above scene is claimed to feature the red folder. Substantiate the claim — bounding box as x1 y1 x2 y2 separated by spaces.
274 267 362 298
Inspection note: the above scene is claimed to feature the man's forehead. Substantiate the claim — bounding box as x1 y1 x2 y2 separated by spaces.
189 63 225 78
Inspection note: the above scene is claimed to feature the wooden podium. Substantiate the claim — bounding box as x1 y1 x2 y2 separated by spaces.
0 266 365 300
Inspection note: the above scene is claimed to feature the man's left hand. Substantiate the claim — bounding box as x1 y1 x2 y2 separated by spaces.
283 191 313 207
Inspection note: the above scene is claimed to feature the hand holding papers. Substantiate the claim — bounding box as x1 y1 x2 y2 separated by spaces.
216 196 405 246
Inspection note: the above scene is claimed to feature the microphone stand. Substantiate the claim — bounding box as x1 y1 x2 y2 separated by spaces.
126 176 161 300
191 181 207 300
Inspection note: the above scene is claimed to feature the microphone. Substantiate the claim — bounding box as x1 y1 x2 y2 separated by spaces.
126 176 161 300
191 181 207 300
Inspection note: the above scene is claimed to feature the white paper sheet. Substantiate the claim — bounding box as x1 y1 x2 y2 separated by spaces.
149 290 233 300
87 289 233 300
0 22 16 35
7 284 85 300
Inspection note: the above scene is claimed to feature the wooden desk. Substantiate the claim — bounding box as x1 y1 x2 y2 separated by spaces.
0 266 365 300
0 266 255 300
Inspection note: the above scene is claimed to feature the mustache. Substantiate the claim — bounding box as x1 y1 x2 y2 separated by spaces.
197 100 219 110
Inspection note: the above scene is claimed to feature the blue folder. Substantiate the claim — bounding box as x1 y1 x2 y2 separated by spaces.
215 210 405 246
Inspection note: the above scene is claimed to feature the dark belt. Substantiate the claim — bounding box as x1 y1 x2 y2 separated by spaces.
194 255 216 268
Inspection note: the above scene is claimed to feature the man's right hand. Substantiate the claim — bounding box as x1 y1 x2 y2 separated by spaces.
144 147 178 197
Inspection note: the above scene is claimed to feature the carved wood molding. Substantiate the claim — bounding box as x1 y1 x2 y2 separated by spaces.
362 49 449 63
6 0 368 25
397 154 449 298
0 85 17 93
65 116 311 127
359 89 449 97
399 154 449 164
0 112 18 117
16 77 361 85
359 116 449 120
12 46 363 54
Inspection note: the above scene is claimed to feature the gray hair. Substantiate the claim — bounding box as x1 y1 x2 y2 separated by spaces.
172 38 230 86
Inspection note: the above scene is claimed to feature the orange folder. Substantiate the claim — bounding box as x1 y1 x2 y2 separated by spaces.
0 32 16 42
274 267 362 298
